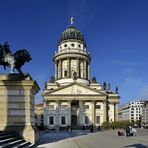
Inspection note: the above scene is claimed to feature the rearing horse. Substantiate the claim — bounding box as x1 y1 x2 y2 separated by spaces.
0 42 31 74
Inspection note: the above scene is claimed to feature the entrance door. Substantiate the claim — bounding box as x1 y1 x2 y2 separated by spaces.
71 115 77 126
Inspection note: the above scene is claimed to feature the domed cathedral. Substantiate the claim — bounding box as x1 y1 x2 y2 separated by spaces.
54 19 90 85
43 18 120 131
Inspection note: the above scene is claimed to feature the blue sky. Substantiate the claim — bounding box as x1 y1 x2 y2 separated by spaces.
0 0 148 105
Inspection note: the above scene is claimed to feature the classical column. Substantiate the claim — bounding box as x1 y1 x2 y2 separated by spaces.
61 60 63 78
103 100 107 122
55 100 59 132
69 58 71 77
54 61 58 79
83 60 86 79
58 61 61 79
68 101 71 125
115 103 118 121
91 101 95 125
77 58 80 78
67 58 70 77
88 63 90 80
79 100 83 125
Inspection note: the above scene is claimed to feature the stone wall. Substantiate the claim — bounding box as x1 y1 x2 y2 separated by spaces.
0 74 40 144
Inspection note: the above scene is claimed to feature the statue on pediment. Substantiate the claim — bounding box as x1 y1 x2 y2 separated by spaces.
72 70 77 80
103 82 107 90
92 76 97 83
116 86 118 94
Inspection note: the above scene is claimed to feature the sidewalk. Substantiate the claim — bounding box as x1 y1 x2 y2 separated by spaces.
37 129 148 148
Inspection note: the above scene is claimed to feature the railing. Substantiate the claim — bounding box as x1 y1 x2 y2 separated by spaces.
55 48 90 56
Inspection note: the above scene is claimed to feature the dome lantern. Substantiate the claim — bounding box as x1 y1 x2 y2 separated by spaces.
58 18 86 46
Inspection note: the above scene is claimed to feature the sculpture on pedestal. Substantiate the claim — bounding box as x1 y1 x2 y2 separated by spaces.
92 76 97 83
0 42 31 74
72 70 77 80
103 82 107 91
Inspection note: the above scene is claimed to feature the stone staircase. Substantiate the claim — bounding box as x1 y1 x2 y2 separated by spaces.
0 131 35 148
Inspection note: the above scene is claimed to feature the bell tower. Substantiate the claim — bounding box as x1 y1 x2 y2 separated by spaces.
53 18 91 85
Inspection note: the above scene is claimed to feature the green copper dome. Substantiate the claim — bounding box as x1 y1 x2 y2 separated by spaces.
59 26 86 44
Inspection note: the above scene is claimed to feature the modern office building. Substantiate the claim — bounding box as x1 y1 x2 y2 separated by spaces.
118 100 144 122
141 100 148 127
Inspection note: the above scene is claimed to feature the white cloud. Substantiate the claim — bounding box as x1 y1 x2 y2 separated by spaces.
113 60 134 66
123 77 142 86
122 68 134 73
121 77 148 103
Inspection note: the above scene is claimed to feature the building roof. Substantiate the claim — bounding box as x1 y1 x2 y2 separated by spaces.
43 82 111 102
35 103 43 107
59 26 86 44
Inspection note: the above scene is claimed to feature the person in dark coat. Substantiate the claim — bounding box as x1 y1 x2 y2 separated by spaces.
125 126 130 137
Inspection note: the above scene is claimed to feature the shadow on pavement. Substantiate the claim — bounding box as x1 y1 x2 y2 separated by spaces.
37 130 94 146
124 143 148 148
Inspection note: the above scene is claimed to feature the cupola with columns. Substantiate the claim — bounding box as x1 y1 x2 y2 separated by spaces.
54 18 91 85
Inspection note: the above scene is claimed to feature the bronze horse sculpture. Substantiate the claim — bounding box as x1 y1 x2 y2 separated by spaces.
0 42 32 74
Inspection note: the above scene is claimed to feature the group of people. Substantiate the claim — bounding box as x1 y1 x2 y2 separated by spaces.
125 126 137 137
118 126 137 137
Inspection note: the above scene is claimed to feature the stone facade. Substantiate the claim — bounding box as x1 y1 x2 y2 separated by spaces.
43 22 120 131
0 74 40 144
35 103 44 127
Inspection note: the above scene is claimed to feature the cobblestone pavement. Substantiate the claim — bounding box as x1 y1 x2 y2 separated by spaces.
37 129 148 148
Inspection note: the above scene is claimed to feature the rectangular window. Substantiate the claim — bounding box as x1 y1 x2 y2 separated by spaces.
84 105 89 109
96 105 101 109
64 70 67 77
61 116 66 125
49 105 54 109
49 116 54 125
85 116 89 124
60 105 68 109
41 115 44 119
96 116 100 124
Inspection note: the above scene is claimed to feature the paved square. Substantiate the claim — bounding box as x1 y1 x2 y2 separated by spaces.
37 129 148 148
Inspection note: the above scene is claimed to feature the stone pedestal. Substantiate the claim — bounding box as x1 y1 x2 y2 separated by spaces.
0 74 40 144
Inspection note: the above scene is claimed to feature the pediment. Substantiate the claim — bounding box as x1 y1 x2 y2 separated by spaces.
47 83 106 96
